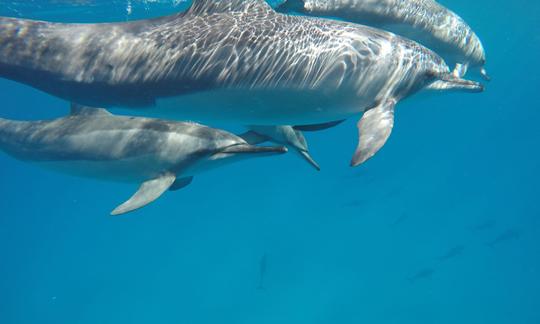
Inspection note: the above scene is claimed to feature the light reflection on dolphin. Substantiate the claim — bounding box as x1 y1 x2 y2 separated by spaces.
0 0 483 166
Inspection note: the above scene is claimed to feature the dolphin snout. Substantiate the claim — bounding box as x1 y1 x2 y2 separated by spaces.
427 74 484 93
220 143 288 155
447 77 484 93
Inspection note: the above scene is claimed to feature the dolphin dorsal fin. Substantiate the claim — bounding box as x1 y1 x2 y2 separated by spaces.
189 0 272 15
70 103 112 117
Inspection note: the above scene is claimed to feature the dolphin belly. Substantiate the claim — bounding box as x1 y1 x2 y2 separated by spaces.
33 155 178 184
145 89 369 125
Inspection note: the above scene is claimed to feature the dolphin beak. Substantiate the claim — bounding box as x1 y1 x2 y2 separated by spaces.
427 74 484 93
298 150 321 171
220 144 288 155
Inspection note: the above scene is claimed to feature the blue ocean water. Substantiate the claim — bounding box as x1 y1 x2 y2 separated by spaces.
0 1 539 323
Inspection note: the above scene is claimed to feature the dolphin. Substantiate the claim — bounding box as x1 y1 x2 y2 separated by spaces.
241 125 320 170
0 104 287 215
486 229 520 248
0 0 483 166
408 268 435 283
277 0 489 80
436 244 465 263
240 120 345 170
470 219 496 231
257 252 267 290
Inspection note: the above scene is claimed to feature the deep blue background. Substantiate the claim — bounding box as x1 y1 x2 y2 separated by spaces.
0 1 539 323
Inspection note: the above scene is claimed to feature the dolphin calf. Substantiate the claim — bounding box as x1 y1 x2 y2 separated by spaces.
242 125 320 170
0 104 286 215
277 0 489 80
0 0 483 166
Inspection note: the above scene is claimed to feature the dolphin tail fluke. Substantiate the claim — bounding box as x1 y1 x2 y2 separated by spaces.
351 100 395 167
111 173 176 216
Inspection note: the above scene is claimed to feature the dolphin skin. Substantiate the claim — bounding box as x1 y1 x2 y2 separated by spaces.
277 0 489 80
0 105 286 215
0 0 483 166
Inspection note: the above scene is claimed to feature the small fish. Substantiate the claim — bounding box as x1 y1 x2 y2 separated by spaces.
408 268 435 283
471 219 496 231
389 213 409 228
487 229 521 248
437 245 465 263
257 253 267 290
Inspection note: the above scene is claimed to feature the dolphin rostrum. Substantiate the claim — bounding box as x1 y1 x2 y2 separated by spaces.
277 0 489 80
0 104 287 215
0 0 483 167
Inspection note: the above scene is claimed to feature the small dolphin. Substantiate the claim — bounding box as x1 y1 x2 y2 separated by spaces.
389 213 409 228
241 126 316 171
257 252 268 290
0 104 286 215
487 229 520 248
437 245 465 263
408 268 435 283
0 0 483 167
277 0 489 80
471 219 496 232
241 120 344 170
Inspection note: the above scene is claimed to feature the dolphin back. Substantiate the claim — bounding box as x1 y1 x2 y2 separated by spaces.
0 16 173 107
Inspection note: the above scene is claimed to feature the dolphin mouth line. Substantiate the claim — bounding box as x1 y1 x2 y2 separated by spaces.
219 143 288 155
428 74 485 93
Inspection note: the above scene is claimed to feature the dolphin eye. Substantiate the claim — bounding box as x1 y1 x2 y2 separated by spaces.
424 70 437 81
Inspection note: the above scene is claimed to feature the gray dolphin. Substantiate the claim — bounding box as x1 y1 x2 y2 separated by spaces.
240 120 344 170
408 268 435 283
257 252 268 290
486 229 520 248
277 0 489 80
0 104 287 215
436 245 465 263
0 0 483 167
241 125 320 170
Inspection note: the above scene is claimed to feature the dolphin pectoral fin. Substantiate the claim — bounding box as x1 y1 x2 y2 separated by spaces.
294 120 346 132
238 131 269 145
111 173 176 216
351 100 395 167
452 63 469 78
298 150 321 171
169 176 194 192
